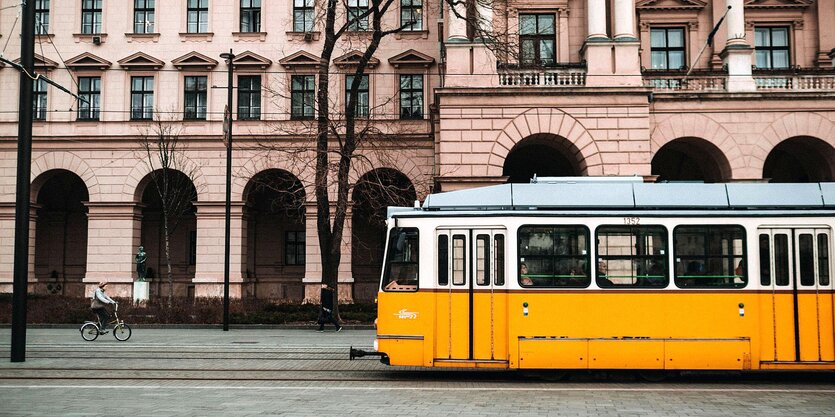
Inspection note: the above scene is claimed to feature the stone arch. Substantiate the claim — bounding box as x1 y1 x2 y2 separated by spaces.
123 155 208 203
763 136 835 182
755 113 835 177
236 154 310 203
31 152 99 202
650 113 744 179
651 137 733 182
350 156 427 202
488 108 603 176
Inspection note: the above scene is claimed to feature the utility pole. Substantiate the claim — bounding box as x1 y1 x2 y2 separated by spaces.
219 50 234 331
12 0 36 362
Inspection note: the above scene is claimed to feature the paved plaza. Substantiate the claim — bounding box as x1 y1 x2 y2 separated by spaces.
0 328 833 416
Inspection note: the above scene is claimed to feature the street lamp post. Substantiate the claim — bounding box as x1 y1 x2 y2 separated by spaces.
220 50 234 331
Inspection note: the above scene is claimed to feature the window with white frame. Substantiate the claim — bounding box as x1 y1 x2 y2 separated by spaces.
400 0 422 31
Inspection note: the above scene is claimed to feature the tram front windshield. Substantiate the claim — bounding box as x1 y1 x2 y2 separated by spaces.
381 227 419 291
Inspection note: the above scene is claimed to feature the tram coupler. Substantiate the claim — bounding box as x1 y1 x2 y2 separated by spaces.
349 346 390 365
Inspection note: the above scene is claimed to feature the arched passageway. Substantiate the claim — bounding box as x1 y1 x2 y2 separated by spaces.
243 169 306 301
137 170 198 299
352 169 416 302
651 137 731 183
33 169 89 296
503 134 583 183
763 136 835 182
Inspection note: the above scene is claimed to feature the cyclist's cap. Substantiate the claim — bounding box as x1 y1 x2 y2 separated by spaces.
98 281 108 288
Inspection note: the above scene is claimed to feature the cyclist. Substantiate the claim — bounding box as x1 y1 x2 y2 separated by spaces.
90 282 117 334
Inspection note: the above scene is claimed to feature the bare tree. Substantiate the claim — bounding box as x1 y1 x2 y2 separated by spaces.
138 117 199 307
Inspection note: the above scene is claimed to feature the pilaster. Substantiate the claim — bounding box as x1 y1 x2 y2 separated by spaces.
192 201 246 298
0 203 37 293
83 202 143 298
721 0 756 92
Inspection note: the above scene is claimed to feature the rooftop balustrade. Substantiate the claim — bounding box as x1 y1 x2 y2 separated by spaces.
496 63 587 87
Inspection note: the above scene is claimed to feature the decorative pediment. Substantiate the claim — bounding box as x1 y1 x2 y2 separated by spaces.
636 0 707 10
171 51 218 70
333 51 380 69
745 0 812 8
13 53 59 70
117 52 165 70
64 52 111 70
279 51 321 69
231 51 272 70
388 49 435 68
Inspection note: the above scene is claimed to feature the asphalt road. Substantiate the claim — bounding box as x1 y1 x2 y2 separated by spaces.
0 328 834 416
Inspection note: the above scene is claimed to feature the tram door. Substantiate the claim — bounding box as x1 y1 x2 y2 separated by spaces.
759 228 834 362
435 228 508 362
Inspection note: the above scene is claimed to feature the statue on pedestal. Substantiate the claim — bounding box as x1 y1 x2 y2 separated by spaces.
135 245 147 281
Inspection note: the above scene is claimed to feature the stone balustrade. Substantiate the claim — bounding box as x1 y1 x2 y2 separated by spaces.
497 67 587 87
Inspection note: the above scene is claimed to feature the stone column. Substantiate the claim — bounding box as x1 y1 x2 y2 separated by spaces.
613 0 636 40
0 203 38 293
587 0 608 40
475 0 492 39
192 202 246 298
83 202 142 299
722 0 756 92
816 0 835 67
338 204 354 303
447 1 468 43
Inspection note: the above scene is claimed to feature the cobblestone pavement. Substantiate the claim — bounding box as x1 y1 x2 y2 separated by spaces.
0 328 834 416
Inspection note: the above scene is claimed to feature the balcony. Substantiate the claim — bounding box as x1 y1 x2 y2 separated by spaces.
642 70 726 92
753 68 835 91
644 68 835 93
497 63 587 87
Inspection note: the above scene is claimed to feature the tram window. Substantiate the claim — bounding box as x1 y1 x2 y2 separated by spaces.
438 235 449 286
759 234 771 286
382 227 419 292
674 225 745 288
495 235 505 286
774 234 790 286
819 234 830 286
452 235 466 285
799 234 814 286
518 225 590 287
597 226 668 288
476 234 490 286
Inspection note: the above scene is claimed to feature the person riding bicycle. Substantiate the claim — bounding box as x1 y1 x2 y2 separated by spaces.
90 282 117 334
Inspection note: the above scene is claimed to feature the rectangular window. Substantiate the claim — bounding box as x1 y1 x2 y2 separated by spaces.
285 231 305 265
476 234 490 286
291 75 315 120
35 0 50 34
400 0 423 31
133 0 155 33
774 234 790 286
183 75 207 120
759 234 771 286
347 0 369 31
598 226 668 288
755 27 789 69
240 0 261 32
799 233 814 286
673 225 745 288
519 225 590 287
382 227 419 291
452 235 465 285
33 77 48 120
437 234 449 286
650 27 685 70
519 13 555 66
187 0 209 33
81 0 103 34
77 76 101 120
494 234 505 286
819 234 830 286
399 74 423 119
293 0 314 32
237 75 261 120
345 75 369 118
130 76 154 120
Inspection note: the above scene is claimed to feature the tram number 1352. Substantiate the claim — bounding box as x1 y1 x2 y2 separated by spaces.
623 217 640 225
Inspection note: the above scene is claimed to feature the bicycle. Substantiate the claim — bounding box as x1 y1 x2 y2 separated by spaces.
80 303 132 342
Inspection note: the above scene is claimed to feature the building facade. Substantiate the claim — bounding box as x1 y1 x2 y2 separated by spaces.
0 0 833 303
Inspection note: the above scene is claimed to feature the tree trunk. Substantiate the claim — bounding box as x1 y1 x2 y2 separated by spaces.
163 213 173 308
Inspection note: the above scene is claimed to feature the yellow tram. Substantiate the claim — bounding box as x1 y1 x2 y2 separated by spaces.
368 179 835 372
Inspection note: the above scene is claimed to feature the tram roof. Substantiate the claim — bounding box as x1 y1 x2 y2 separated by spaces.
417 182 835 211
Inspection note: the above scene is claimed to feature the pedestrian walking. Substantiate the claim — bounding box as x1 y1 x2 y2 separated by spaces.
317 283 342 332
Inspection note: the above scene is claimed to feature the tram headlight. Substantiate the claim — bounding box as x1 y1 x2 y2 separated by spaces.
373 339 379 351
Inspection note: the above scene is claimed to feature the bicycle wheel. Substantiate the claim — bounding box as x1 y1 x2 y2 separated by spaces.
113 323 132 341
80 323 99 341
